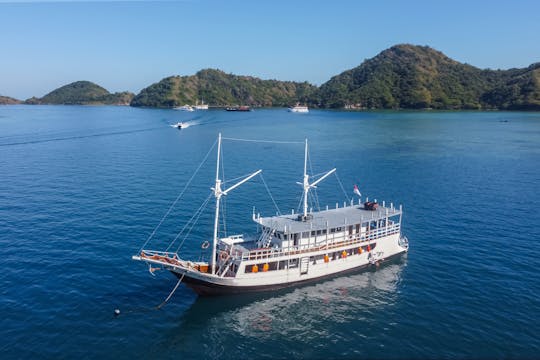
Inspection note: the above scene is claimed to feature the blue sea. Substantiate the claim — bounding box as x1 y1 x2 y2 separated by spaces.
1 106 540 359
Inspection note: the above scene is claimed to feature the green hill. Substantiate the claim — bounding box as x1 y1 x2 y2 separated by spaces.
131 69 317 108
0 95 21 105
25 81 134 105
318 44 540 110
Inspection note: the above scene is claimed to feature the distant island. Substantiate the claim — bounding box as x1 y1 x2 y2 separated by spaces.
20 81 134 106
0 96 21 105
2 44 539 110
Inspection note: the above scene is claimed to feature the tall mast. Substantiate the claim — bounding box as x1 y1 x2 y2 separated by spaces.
298 138 336 221
210 133 262 274
211 133 222 274
303 138 309 218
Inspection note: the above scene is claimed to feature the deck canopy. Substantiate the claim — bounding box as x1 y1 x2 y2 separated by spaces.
256 204 401 234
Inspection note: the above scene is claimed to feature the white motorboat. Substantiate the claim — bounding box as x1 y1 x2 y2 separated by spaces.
174 105 194 112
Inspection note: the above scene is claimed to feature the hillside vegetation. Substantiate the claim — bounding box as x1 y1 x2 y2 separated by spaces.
131 69 317 108
24 81 134 105
5 44 539 110
318 44 540 110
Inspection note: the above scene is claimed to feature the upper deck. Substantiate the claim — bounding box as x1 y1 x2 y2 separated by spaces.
255 199 402 233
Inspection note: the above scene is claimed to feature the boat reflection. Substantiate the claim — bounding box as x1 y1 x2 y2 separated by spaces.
176 256 407 336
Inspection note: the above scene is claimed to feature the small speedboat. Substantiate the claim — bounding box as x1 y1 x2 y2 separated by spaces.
226 106 251 112
174 105 194 112
173 122 185 129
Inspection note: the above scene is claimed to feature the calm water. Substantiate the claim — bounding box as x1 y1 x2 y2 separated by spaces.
1 106 540 359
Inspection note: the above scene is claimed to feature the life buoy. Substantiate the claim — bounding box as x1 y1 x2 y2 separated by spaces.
219 251 229 261
262 263 269 272
358 247 363 254
252 264 259 273
324 254 329 263
201 241 210 249
341 250 347 259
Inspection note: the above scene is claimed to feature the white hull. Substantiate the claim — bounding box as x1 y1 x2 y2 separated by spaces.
289 107 309 113
134 233 407 295
174 105 194 112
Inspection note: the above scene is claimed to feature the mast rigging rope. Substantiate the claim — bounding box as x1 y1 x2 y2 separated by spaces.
139 139 217 252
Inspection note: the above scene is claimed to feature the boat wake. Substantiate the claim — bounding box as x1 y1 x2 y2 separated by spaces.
170 121 198 129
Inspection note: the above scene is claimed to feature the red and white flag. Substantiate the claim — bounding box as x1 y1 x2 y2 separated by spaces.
353 184 361 197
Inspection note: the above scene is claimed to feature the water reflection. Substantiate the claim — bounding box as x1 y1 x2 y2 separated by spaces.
156 257 407 357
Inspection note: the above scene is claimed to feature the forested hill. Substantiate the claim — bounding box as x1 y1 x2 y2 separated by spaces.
130 69 317 108
24 81 134 105
318 44 540 110
4 44 539 110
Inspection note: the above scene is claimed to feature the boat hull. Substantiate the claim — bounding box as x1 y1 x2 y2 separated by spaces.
173 250 406 296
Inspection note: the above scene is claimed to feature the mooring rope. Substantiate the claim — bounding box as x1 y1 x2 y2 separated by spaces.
156 273 185 309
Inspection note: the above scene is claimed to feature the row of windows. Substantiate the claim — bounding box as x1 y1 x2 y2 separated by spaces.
275 227 348 241
244 243 377 273
273 220 393 241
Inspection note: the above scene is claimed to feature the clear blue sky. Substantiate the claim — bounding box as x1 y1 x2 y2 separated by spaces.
1 0 539 99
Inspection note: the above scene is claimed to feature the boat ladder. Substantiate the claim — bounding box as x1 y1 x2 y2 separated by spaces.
259 227 275 248
218 255 235 277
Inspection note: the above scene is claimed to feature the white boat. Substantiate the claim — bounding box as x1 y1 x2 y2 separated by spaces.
194 100 209 110
172 122 185 129
288 103 309 113
174 105 194 112
133 134 409 295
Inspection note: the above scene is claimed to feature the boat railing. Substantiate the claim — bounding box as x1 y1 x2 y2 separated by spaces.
239 223 400 261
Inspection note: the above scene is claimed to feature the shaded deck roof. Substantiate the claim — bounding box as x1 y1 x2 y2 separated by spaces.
256 202 402 234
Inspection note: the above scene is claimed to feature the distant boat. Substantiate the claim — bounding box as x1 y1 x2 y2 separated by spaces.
194 100 209 110
288 103 309 113
172 122 185 129
226 106 251 112
174 105 194 112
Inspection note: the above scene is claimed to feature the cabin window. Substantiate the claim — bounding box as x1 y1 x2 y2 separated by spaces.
302 231 310 239
356 224 360 233
278 260 287 270
330 228 335 233
311 231 316 236
316 230 322 236
284 234 288 240
289 258 299 268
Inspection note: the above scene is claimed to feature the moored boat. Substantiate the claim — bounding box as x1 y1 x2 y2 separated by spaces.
194 100 208 110
288 103 309 113
133 134 409 295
